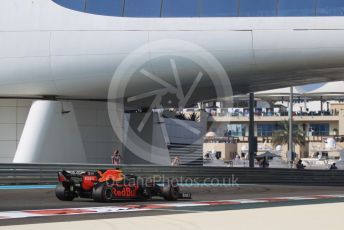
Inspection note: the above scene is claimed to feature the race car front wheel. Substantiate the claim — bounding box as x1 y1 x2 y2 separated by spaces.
55 182 75 201
92 183 113 202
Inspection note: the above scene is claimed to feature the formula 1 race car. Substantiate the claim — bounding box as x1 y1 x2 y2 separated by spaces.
56 169 191 202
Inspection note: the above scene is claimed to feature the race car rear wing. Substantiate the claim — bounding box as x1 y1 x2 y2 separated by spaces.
57 170 88 182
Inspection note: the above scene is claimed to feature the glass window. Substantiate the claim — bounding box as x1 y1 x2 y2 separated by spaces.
227 124 246 136
54 0 86 11
278 0 315 16
239 0 277 17
317 0 344 16
257 123 283 136
309 124 329 136
124 0 162 17
201 0 238 17
85 0 124 16
162 0 200 17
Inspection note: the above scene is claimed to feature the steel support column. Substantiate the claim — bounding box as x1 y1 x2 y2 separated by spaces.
289 87 294 155
249 93 255 168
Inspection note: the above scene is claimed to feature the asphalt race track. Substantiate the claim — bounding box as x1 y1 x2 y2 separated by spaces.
0 184 343 226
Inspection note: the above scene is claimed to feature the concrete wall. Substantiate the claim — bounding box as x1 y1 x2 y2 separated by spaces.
71 101 121 164
0 99 31 163
0 99 121 164
203 143 237 160
0 98 204 164
332 106 344 135
165 118 203 145
13 101 88 163
122 112 171 165
211 141 309 161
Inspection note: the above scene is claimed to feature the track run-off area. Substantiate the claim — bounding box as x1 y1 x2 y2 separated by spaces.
0 184 343 227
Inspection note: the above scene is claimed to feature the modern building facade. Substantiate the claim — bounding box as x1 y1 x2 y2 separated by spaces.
209 105 343 139
53 0 344 17
2 0 344 164
206 83 344 159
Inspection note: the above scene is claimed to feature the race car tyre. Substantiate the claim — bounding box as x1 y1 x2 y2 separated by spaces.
55 182 75 201
161 184 179 201
92 183 113 202
137 186 151 201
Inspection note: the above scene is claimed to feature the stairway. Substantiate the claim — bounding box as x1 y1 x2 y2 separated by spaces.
168 143 203 166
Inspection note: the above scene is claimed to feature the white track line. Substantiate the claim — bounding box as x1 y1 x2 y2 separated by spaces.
0 194 343 220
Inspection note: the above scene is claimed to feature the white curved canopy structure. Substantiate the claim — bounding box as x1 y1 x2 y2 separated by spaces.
1 0 344 103
308 81 344 95
255 81 344 101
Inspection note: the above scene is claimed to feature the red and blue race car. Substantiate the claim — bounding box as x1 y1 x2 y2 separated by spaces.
56 169 191 202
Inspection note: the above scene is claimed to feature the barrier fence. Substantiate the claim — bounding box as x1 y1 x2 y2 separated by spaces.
0 163 344 186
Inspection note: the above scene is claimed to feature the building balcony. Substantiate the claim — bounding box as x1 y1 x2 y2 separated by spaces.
204 135 344 144
208 114 340 123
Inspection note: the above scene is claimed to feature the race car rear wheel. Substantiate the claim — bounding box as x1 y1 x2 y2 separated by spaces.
92 183 113 202
161 184 179 201
55 182 75 201
137 186 151 201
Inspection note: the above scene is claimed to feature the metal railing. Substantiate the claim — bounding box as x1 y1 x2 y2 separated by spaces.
208 110 340 117
204 135 344 143
1 163 344 186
